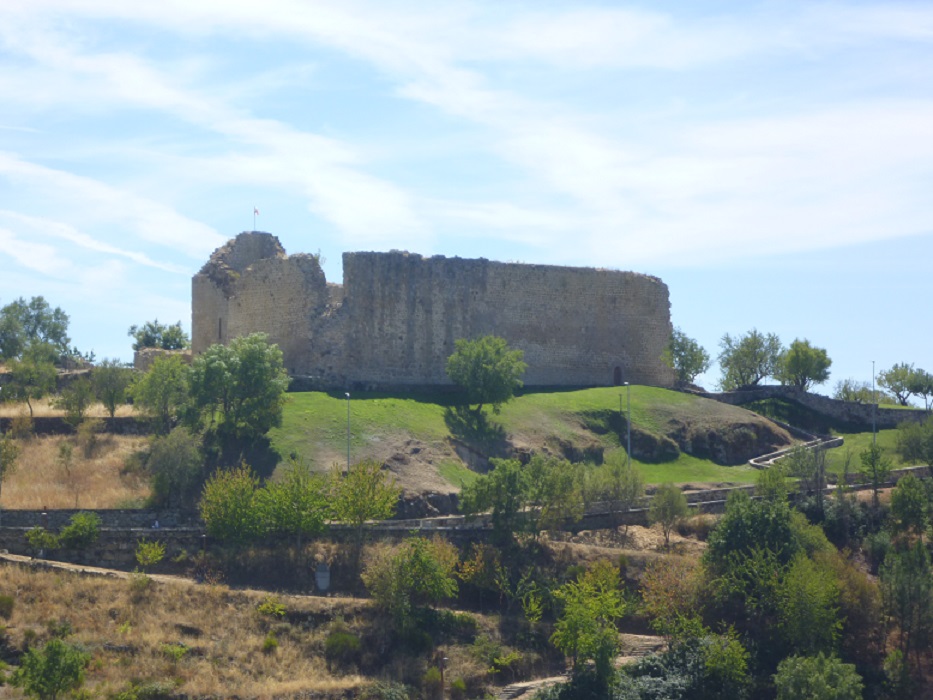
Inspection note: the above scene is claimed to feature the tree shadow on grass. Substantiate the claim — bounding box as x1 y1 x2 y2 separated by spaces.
444 406 509 457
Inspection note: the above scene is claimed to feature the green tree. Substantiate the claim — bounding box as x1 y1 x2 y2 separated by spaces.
0 296 71 362
881 543 933 667
665 327 711 384
773 653 863 700
833 378 893 405
526 454 584 535
146 427 205 510
890 474 928 543
0 432 20 527
718 329 783 390
777 555 842 655
199 465 263 543
135 539 166 572
330 459 400 553
362 536 459 632
649 483 689 547
53 377 94 428
777 338 832 390
897 417 933 468
6 346 57 418
878 362 917 406
551 560 630 683
128 319 190 351
185 333 289 442
92 358 133 417
132 354 189 434
459 457 531 544
859 443 892 508
445 335 527 414
908 368 933 410
784 446 827 520
602 453 644 528
257 459 329 549
10 638 91 700
58 512 101 550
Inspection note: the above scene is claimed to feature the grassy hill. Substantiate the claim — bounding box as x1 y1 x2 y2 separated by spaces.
268 386 792 492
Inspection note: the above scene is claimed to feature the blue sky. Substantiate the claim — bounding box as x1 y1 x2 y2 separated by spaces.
1 0 931 393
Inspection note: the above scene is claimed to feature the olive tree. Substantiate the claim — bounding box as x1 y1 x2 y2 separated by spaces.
649 483 689 547
776 338 832 391
718 329 783 390
128 319 190 351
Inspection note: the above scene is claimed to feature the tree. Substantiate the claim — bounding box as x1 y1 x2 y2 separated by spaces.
10 638 91 700
92 358 133 417
777 555 842 655
665 327 711 384
777 338 832 391
551 560 631 683
890 474 928 543
525 454 583 535
147 427 205 510
362 536 458 632
0 432 20 527
330 459 400 553
0 296 71 362
859 443 891 508
445 335 527 414
53 377 94 428
257 459 329 549
132 354 189 434
773 653 863 700
908 368 933 410
199 465 263 544
833 378 885 404
881 543 933 670
602 453 644 529
6 346 57 417
718 329 783 390
878 362 917 406
128 319 190 351
785 446 828 520
459 457 531 544
649 482 688 547
897 417 933 468
185 333 289 442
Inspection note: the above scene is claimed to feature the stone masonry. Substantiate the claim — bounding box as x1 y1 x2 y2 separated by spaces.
192 232 676 390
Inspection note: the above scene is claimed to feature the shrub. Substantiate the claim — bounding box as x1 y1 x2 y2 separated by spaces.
362 681 411 700
261 631 278 654
773 653 863 700
58 512 101 550
10 413 33 439
26 526 59 553
135 540 165 572
0 594 13 620
256 595 286 618
10 638 91 700
324 629 362 669
76 418 104 458
422 666 443 700
449 678 468 700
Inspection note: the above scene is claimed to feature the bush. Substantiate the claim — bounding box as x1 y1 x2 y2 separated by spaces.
76 418 104 458
773 653 863 700
58 512 101 549
324 629 362 669
0 594 13 620
135 540 165 572
422 666 443 700
256 595 286 618
10 413 33 439
26 526 59 553
10 638 91 700
362 681 411 700
261 631 278 654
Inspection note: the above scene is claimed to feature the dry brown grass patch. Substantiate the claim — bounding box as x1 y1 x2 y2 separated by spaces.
2 434 150 509
0 398 138 418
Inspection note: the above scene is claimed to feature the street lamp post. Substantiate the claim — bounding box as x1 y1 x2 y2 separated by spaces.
345 392 351 471
624 382 632 469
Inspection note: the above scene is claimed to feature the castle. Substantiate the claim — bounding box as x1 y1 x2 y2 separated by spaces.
192 232 675 390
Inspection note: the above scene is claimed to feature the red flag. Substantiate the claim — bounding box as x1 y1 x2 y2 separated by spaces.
254 207 259 216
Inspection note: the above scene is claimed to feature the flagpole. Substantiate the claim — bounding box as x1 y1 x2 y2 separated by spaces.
253 206 258 230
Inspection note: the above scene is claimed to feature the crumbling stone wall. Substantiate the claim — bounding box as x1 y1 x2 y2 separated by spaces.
192 232 676 389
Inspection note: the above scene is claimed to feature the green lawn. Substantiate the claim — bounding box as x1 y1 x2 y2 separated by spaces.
269 386 765 486
823 428 908 475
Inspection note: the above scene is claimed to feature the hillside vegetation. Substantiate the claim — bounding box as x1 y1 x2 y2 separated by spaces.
269 387 790 492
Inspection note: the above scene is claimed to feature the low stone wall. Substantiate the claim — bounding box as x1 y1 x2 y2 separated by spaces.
698 385 929 430
0 509 197 529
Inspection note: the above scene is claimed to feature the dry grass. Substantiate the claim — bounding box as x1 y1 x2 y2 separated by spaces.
0 562 368 698
1 433 150 509
0 398 139 418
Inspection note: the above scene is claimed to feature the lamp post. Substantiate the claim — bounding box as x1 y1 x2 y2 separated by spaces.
872 361 876 447
345 392 351 471
624 382 631 469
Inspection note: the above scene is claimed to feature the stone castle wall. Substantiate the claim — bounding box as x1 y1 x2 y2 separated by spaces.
192 233 676 389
